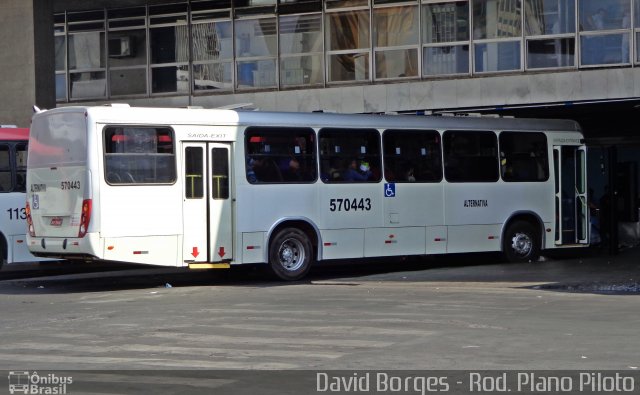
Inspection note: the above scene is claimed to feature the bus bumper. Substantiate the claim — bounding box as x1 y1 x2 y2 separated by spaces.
27 233 101 259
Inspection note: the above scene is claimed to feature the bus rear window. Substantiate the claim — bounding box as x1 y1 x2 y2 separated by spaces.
29 112 87 168
104 126 176 184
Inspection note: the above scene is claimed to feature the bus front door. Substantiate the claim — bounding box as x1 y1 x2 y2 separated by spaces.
182 142 233 264
554 145 589 246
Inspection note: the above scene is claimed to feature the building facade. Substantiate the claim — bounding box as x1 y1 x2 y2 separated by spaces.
48 0 640 115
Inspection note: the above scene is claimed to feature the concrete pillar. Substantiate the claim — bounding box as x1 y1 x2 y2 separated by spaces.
0 0 54 127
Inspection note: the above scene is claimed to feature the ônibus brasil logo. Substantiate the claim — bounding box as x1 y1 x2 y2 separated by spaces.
8 371 73 394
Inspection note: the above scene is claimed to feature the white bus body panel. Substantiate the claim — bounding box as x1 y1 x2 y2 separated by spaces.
25 106 587 269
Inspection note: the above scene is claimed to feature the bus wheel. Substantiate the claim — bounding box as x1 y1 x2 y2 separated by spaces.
503 221 540 263
269 228 313 281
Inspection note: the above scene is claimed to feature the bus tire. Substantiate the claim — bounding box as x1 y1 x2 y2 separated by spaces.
269 227 313 281
503 220 540 263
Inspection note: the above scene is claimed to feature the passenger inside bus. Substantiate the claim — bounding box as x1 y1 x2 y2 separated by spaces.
343 159 372 182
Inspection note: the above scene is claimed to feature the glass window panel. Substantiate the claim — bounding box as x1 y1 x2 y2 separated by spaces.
525 0 575 35
70 72 106 99
423 2 470 43
636 32 640 62
326 0 369 9
16 143 27 192
55 74 67 101
423 45 469 75
0 145 11 192
527 38 575 68
108 29 147 67
149 4 188 17
108 7 146 19
211 148 230 199
150 26 189 64
245 127 317 184
104 126 176 185
374 5 419 47
473 0 522 39
192 0 232 12
278 0 322 14
185 147 204 199
635 0 640 26
237 60 276 88
280 14 323 54
383 130 442 183
328 53 369 82
579 0 630 31
319 128 381 183
110 68 147 96
581 33 630 64
194 63 233 90
55 36 66 71
326 10 370 51
69 32 105 70
375 49 418 78
499 132 549 182
68 10 104 23
443 130 498 183
193 21 233 61
151 65 189 93
280 55 323 86
474 41 521 72
235 18 277 57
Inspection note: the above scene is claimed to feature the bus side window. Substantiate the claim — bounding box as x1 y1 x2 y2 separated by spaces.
444 130 498 183
383 129 442 183
0 145 11 191
245 127 316 184
319 128 381 184
499 131 549 182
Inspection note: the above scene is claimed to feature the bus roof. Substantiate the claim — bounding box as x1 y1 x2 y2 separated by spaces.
0 127 29 141
37 105 583 134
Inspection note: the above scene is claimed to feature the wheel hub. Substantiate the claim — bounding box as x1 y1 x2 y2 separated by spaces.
511 232 532 256
278 238 305 271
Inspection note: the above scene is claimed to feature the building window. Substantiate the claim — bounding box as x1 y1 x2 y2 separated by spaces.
422 1 470 76
108 7 148 96
472 0 522 73
279 13 324 86
525 0 576 69
192 1 233 91
67 10 106 100
326 4 371 83
149 4 189 94
373 4 419 79
55 13 67 102
235 17 278 89
579 0 631 66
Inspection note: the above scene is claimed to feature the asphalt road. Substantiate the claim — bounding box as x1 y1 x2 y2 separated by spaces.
0 249 639 393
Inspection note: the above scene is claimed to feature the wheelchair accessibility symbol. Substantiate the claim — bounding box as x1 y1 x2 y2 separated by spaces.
384 183 396 197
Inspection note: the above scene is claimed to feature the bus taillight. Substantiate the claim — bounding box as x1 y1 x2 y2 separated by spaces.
25 201 35 237
79 199 92 238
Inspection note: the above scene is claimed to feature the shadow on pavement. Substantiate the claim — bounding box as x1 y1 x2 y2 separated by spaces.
1 247 638 295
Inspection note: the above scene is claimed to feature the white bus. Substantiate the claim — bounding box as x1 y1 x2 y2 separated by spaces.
26 105 588 280
0 126 56 269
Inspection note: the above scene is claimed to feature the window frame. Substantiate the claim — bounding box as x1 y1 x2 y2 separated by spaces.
244 126 318 184
103 125 177 186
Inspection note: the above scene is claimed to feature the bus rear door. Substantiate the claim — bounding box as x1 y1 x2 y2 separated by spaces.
182 142 233 265
554 145 589 246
